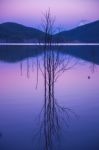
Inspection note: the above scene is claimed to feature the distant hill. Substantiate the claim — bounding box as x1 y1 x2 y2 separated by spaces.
0 22 45 42
0 21 99 43
54 20 99 43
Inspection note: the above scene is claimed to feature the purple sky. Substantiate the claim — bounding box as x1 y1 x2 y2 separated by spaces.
0 0 99 30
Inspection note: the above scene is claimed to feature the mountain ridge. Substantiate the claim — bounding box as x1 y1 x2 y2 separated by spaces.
0 22 45 42
54 20 99 43
0 21 99 43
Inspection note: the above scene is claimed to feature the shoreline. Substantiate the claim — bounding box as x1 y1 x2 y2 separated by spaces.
0 43 99 46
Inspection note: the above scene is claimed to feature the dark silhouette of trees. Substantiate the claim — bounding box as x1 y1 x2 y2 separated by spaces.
19 9 78 150
33 9 78 150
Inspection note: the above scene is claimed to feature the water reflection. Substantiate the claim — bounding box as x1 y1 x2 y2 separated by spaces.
19 47 79 150
40 48 78 150
18 46 99 150
0 45 99 150
86 49 97 79
0 132 2 138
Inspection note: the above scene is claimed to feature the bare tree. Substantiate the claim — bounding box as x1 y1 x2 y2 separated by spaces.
33 9 78 150
41 8 55 46
19 9 78 150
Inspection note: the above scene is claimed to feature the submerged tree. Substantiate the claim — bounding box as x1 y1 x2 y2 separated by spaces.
34 9 78 150
19 9 78 150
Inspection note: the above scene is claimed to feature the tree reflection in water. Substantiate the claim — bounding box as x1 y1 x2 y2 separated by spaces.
88 49 97 79
19 47 78 150
90 49 97 73
19 47 98 150
34 47 78 150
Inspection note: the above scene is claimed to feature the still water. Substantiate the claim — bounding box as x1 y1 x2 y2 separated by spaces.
0 45 99 150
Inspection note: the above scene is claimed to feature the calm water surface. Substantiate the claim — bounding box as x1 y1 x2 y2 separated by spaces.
0 46 99 150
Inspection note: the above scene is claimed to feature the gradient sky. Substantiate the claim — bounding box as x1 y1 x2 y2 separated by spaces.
0 0 99 30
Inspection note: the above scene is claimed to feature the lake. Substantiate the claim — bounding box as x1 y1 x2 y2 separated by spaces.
0 45 99 150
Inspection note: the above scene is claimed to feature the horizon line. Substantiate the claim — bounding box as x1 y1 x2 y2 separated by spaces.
0 43 99 46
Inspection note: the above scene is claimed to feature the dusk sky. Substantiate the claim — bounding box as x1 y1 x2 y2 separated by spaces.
0 0 99 30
